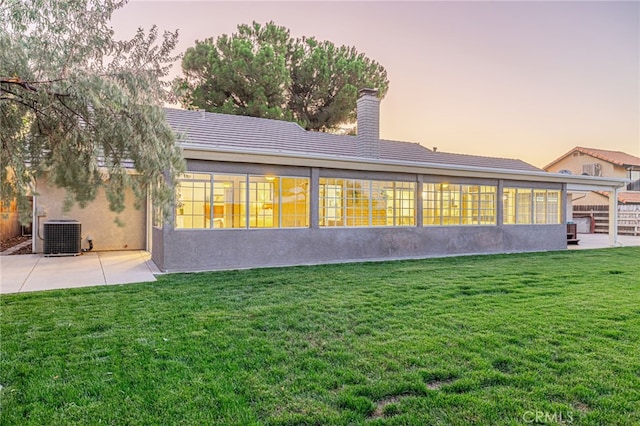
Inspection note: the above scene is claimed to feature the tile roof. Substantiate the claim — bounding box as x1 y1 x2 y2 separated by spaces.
545 146 640 169
620 192 640 204
594 191 640 204
165 108 541 172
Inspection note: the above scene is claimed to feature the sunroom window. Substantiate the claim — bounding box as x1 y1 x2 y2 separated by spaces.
503 188 561 224
175 173 309 229
319 178 415 227
423 184 496 226
175 173 211 229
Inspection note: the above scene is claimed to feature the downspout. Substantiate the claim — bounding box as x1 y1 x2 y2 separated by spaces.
146 187 152 252
31 180 37 254
608 186 619 247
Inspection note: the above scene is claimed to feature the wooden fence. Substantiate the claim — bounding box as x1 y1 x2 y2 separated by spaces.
573 205 640 236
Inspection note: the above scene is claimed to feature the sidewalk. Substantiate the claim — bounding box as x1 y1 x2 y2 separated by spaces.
0 251 159 294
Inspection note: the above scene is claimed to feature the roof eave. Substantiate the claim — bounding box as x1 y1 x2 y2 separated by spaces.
180 143 629 188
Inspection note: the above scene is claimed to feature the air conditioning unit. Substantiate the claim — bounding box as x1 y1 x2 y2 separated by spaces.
43 220 82 256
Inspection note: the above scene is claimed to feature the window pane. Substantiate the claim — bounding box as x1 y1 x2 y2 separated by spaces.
212 174 246 228
281 177 309 227
249 176 275 228
534 190 547 224
371 180 391 226
461 185 477 225
441 184 461 225
503 188 516 224
176 177 211 229
516 189 532 224
395 181 415 226
423 183 440 225
546 190 561 224
345 179 370 226
319 178 343 227
479 186 496 225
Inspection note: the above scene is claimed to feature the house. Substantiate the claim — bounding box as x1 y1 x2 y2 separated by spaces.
31 90 628 271
544 146 640 205
544 147 640 235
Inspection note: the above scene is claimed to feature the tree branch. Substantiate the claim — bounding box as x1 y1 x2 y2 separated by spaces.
0 89 41 113
1 77 73 98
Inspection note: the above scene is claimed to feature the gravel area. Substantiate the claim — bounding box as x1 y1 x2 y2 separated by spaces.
0 235 33 255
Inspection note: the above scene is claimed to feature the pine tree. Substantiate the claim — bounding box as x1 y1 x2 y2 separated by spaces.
175 21 389 132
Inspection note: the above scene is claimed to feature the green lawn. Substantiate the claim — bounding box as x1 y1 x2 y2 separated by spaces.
1 248 639 425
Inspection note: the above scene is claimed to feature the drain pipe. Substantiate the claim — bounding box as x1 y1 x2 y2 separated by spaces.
32 183 37 253
82 236 94 252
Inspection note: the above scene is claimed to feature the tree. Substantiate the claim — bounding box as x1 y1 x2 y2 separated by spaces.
0 0 185 224
175 22 389 132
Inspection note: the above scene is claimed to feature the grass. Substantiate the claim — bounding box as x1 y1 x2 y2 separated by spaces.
1 248 639 425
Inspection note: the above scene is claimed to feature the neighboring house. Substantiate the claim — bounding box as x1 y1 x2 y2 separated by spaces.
544 147 640 236
544 146 640 205
31 90 627 271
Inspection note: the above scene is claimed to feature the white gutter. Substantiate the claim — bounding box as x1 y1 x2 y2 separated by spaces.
180 143 629 189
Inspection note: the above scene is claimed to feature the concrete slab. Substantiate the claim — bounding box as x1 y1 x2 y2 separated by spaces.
25 253 106 292
0 251 157 294
0 255 41 293
99 251 159 284
569 233 640 250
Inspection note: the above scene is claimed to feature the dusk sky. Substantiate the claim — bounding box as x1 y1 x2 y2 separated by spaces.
111 1 639 168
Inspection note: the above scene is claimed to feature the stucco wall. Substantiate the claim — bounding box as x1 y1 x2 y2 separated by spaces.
572 191 609 206
151 160 567 272
546 153 625 178
157 225 566 272
33 176 147 253
151 226 165 270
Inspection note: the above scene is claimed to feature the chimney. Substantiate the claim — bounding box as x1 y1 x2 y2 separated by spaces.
356 88 380 158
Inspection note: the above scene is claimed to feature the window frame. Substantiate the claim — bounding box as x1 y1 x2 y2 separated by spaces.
319 177 416 228
503 187 562 225
175 172 310 230
422 183 497 226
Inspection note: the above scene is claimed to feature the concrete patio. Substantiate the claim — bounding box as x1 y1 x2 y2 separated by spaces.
567 233 640 250
1 250 159 294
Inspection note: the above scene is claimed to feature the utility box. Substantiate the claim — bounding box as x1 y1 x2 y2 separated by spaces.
43 220 82 256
